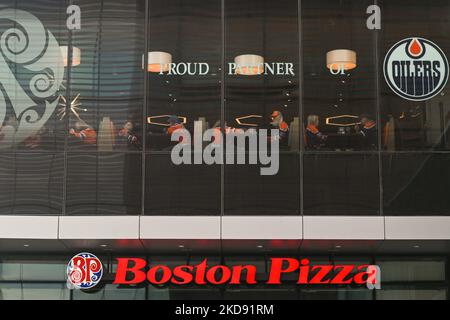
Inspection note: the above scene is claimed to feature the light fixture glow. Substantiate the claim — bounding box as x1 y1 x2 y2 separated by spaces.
60 46 81 67
325 114 361 127
235 114 263 127
326 49 357 71
147 115 187 126
234 54 264 75
144 51 172 73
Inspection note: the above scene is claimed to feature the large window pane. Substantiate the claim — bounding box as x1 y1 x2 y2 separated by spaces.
299 289 373 300
0 258 67 281
376 287 447 300
0 154 63 215
303 0 377 151
145 154 220 215
146 0 221 151
225 154 300 215
66 153 142 215
0 0 69 152
73 284 145 300
383 153 450 215
0 283 69 300
380 0 450 151
303 154 380 215
68 0 145 151
223 0 300 215
377 259 446 282
225 0 300 152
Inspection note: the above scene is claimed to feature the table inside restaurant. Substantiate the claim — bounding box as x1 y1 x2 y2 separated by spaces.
324 133 363 151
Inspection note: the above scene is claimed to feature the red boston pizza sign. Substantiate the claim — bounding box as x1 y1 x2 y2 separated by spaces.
112 258 380 286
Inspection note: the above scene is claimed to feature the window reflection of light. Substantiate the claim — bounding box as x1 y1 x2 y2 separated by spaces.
325 114 360 127
235 115 263 127
147 115 187 126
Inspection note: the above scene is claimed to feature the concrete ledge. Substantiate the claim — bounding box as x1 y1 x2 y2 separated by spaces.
0 216 58 239
385 216 450 240
59 216 140 239
140 216 221 239
303 216 385 240
222 216 302 240
3 215 450 246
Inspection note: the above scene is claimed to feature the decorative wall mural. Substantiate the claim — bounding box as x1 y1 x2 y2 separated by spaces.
0 9 64 148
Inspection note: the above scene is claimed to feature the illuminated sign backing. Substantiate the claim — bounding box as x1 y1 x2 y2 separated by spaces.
66 255 380 289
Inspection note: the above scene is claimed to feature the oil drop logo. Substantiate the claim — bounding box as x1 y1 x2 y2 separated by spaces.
384 37 449 101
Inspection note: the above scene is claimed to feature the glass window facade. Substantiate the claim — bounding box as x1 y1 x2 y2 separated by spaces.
1 0 450 216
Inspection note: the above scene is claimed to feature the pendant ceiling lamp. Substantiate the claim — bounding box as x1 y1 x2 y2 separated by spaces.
234 54 264 75
144 51 172 73
60 46 81 67
326 49 357 71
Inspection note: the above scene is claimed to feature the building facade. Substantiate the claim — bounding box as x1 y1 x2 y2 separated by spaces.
0 0 450 300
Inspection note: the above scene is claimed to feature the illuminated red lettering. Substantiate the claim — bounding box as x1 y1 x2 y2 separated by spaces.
267 258 299 284
113 258 147 284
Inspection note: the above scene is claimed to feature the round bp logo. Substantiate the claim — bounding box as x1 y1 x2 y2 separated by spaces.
384 37 449 101
67 253 103 289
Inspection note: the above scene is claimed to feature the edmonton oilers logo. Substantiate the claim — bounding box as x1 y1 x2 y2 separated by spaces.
384 37 449 101
67 253 103 289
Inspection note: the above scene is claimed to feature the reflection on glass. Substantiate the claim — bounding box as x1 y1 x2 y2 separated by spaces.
68 0 145 151
376 287 446 300
224 286 298 300
380 0 450 151
73 284 145 300
66 153 142 215
0 0 69 152
0 154 63 215
303 154 379 215
0 283 69 300
145 154 221 215
377 260 446 282
382 154 450 215
300 289 372 300
146 0 221 151
225 0 300 153
225 154 300 215
303 0 377 151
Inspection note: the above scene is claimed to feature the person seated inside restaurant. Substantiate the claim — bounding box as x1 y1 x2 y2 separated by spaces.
305 114 327 149
166 115 185 136
211 120 245 146
118 121 141 149
270 110 289 146
69 121 97 145
355 114 377 149
164 115 188 150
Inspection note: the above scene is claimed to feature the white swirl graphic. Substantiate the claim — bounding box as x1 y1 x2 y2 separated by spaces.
0 9 64 148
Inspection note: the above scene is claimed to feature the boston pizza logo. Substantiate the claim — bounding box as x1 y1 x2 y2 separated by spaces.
67 253 103 289
384 37 449 101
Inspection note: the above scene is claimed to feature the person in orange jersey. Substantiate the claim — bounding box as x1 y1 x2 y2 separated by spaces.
165 115 189 145
270 110 289 144
305 114 326 149
69 121 97 145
